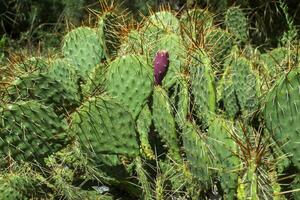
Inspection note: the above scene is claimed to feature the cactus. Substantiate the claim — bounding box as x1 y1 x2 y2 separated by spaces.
8 58 81 113
0 100 69 162
218 46 240 119
2 5 300 199
97 12 121 59
62 27 104 78
225 7 248 43
142 11 180 60
205 28 234 68
137 104 155 159
173 75 189 127
118 29 143 55
106 54 153 119
70 95 139 158
181 8 213 45
232 56 260 116
143 11 180 36
264 69 300 169
237 162 259 200
81 63 107 97
207 116 240 199
16 57 48 73
182 120 211 188
152 86 181 162
0 170 43 200
189 49 216 126
135 157 153 200
260 47 289 79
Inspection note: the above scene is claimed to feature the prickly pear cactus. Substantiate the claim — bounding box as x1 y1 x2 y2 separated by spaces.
106 54 153 119
218 46 240 119
231 56 260 116
259 47 289 79
181 8 213 44
207 116 240 199
205 28 234 68
70 95 139 157
118 30 143 55
237 162 259 200
81 63 107 97
8 58 81 113
16 57 48 73
225 7 248 43
137 104 155 159
62 27 104 77
97 12 121 59
174 75 189 127
153 86 181 162
0 100 69 162
182 121 211 187
143 11 180 36
264 69 300 169
189 49 216 126
0 172 40 200
154 50 169 85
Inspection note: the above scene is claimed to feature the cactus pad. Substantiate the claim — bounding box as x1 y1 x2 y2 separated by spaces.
153 86 181 161
62 27 104 77
264 69 300 169
0 101 69 162
106 54 153 118
70 95 139 157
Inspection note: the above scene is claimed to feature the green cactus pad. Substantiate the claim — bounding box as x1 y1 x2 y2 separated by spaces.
205 28 234 68
16 56 48 73
189 49 216 126
137 104 155 159
118 30 143 55
264 69 300 169
153 86 181 161
8 58 81 113
225 7 248 43
218 46 240 119
232 56 259 116
142 11 180 57
143 11 180 36
0 101 69 162
106 54 153 119
62 27 104 77
175 76 189 127
182 121 211 186
207 116 240 199
260 47 289 79
70 95 139 157
97 12 121 59
81 63 107 97
181 8 213 44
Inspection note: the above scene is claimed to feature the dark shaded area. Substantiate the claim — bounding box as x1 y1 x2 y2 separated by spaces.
1 0 299 49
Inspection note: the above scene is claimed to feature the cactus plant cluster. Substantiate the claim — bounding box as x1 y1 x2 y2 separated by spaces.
1 3 300 200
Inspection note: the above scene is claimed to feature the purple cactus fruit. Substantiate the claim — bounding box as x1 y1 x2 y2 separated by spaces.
154 50 169 85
